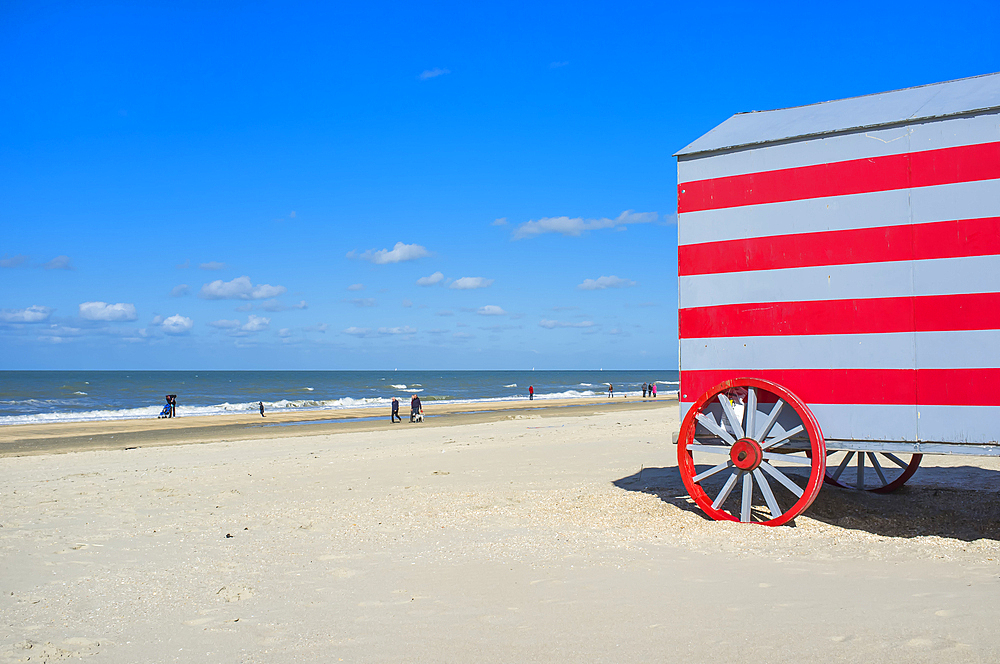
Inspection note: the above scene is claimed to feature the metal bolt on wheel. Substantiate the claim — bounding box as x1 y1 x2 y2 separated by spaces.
677 378 826 526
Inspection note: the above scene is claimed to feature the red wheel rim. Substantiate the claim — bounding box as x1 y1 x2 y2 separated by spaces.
677 378 826 526
823 452 922 493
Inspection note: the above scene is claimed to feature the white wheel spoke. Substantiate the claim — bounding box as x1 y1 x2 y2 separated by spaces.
695 412 736 445
761 424 805 450
759 461 804 498
762 452 812 466
857 450 865 488
882 452 909 469
711 471 740 510
693 460 734 483
745 387 757 441
687 444 733 456
831 452 854 481
718 394 744 439
869 453 888 486
752 468 783 519
740 473 753 522
754 399 785 443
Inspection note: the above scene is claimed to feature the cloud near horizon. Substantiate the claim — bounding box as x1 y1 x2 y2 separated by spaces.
578 275 637 290
449 277 493 290
512 210 657 240
44 255 74 270
0 305 53 323
349 242 429 265
79 301 138 322
416 271 444 286
419 68 450 80
200 276 287 300
539 319 595 329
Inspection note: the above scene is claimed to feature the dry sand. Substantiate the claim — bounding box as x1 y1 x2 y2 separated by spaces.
2 397 1000 663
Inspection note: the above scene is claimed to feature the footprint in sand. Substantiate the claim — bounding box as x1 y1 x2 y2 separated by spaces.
216 584 253 602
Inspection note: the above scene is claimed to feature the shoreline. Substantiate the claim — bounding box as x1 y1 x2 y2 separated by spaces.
0 395 676 458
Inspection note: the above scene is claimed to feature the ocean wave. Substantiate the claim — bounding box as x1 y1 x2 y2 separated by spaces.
74 391 88 395
503 383 517 388
0 384 674 426
391 384 407 389
303 387 314 391
578 383 593 387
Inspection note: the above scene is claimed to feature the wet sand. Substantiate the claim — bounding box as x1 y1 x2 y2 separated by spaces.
2 399 1000 662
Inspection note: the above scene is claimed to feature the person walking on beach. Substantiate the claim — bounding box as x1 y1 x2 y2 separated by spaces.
642 382 647 398
529 385 534 401
259 401 265 417
166 394 177 418
608 384 614 398
410 394 423 422
652 382 657 398
391 397 400 423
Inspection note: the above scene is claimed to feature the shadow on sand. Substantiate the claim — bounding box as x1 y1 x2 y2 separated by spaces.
614 464 1000 542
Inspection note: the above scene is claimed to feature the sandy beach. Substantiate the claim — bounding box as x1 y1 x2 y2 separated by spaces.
2 397 1000 663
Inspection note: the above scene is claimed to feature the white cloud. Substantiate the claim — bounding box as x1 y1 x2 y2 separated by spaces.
0 305 52 323
419 68 450 80
0 254 28 268
512 210 657 240
477 305 506 316
344 326 371 336
539 319 595 329
242 315 270 332
160 314 194 335
378 326 416 335
44 255 74 270
79 301 138 322
200 276 287 300
417 271 444 286
170 284 189 297
578 275 637 290
199 261 227 270
351 242 429 265
347 283 364 291
260 299 307 312
208 319 241 329
278 328 292 337
491 217 507 226
450 277 494 290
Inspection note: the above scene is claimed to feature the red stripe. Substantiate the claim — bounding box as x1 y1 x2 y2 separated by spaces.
678 141 1000 213
679 292 1000 339
680 368 1000 406
679 216 1000 276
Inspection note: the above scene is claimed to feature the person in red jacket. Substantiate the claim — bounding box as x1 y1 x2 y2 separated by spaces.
528 385 534 400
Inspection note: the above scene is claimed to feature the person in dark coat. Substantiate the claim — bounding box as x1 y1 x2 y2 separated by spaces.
391 397 400 423
259 401 265 417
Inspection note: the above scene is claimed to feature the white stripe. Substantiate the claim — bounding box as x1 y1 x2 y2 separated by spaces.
677 112 1000 183
678 178 1000 246
679 255 1000 309
917 406 1000 445
681 331 1000 371
680 401 918 443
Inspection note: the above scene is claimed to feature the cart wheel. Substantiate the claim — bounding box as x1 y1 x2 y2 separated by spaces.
823 451 922 493
677 378 826 526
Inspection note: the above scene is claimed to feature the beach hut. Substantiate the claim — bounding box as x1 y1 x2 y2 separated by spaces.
673 73 1000 525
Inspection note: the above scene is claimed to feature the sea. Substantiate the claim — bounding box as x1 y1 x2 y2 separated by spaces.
0 370 679 426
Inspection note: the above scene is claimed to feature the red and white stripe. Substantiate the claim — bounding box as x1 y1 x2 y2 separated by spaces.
678 113 1000 445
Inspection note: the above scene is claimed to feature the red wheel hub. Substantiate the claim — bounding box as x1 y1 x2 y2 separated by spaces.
730 437 763 471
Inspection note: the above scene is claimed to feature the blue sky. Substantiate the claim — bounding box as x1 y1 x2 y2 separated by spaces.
2 1 998 370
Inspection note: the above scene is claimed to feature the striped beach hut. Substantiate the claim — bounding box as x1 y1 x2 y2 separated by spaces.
674 73 1000 525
